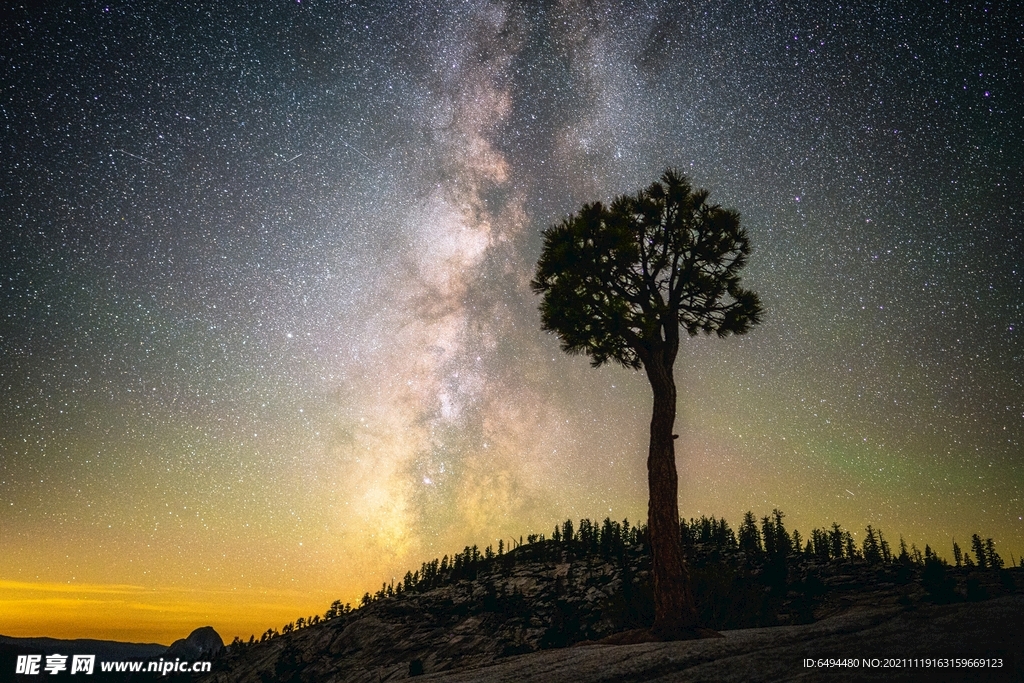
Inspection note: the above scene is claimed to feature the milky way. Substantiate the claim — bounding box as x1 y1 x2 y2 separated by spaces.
1 0 1021 642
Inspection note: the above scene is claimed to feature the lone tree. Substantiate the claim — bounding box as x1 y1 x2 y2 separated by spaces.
532 170 762 637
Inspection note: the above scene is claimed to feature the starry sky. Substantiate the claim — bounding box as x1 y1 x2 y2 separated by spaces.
1 0 1021 644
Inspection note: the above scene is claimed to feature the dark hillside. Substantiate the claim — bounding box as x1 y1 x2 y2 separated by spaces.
199 514 1022 682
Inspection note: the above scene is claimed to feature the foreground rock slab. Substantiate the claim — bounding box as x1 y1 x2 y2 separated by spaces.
418 594 1023 682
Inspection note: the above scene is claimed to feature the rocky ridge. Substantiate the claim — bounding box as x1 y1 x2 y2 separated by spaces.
200 539 1024 682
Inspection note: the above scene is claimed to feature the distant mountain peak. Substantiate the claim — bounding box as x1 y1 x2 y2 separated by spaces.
165 626 223 661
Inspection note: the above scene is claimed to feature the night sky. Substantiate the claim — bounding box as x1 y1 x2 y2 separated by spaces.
1 0 1021 644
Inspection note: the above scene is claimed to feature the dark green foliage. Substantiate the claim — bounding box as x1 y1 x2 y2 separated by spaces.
601 552 654 629
911 543 924 565
809 528 831 561
879 530 892 563
921 557 957 604
272 644 302 683
540 598 586 648
324 599 344 620
790 574 826 623
966 575 988 601
691 564 778 628
863 525 882 565
773 509 790 557
830 523 845 560
680 514 736 556
845 532 858 560
531 170 762 369
471 577 533 624
738 511 762 555
894 561 915 586
898 536 911 564
972 534 988 569
761 516 776 556
985 538 1003 569
760 509 790 561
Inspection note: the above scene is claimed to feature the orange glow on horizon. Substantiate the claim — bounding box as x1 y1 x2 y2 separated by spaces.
0 580 329 645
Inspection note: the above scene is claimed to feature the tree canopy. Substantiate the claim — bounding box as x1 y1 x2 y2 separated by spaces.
532 169 761 369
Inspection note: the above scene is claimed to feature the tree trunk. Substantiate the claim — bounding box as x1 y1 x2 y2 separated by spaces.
645 357 699 637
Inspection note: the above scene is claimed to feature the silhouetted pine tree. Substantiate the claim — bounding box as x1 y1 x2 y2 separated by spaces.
829 523 845 560
739 511 762 555
772 509 790 558
862 525 882 564
985 538 1003 569
878 530 892 563
971 534 988 569
844 531 857 560
898 537 911 564
325 599 343 619
921 553 957 603
761 516 777 556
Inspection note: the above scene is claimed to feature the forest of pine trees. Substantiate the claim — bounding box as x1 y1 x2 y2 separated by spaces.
228 511 1014 649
